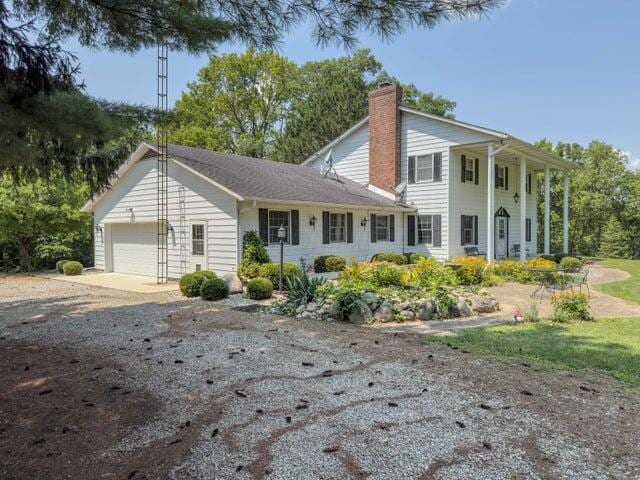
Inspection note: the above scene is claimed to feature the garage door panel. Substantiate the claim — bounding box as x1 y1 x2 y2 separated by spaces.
111 223 157 277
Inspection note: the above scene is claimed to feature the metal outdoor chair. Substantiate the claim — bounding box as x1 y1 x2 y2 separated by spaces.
512 244 530 259
464 246 486 257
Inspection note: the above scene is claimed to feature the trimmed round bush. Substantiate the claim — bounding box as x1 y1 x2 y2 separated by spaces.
258 262 304 290
314 255 346 273
372 252 407 265
538 254 557 263
247 277 273 300
200 277 229 301
62 261 83 276
56 259 70 273
179 273 207 297
559 256 582 272
197 270 217 279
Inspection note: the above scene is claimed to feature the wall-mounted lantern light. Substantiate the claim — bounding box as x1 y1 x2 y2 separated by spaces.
167 224 174 233
513 192 520 205
360 217 368 229
309 215 317 230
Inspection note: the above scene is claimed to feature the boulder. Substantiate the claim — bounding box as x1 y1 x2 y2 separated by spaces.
396 301 412 311
416 300 435 321
305 302 319 312
348 300 373 325
300 310 316 319
222 273 244 294
452 300 473 317
470 295 499 314
398 310 415 321
362 292 379 309
373 301 395 323
295 305 306 315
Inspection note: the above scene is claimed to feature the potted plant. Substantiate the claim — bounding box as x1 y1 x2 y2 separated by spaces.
513 309 524 323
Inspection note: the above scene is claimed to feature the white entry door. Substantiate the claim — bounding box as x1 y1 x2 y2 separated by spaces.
190 222 208 272
496 217 508 258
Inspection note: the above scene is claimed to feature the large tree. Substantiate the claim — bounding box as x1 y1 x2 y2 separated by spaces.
1 0 503 189
169 49 299 158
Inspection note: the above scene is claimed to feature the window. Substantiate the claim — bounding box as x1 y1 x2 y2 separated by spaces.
268 210 290 244
526 218 532 242
464 157 475 183
462 215 475 246
191 224 205 256
376 215 390 241
417 215 433 245
416 154 434 182
497 165 506 189
329 213 346 243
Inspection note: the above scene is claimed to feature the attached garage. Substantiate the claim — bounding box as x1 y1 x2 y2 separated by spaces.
109 223 157 277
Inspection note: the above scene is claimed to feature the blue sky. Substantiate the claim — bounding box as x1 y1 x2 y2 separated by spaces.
69 0 640 169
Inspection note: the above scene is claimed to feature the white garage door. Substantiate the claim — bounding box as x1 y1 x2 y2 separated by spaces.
111 223 157 277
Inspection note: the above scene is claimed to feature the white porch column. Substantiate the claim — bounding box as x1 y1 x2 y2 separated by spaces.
544 165 551 255
519 157 527 261
563 171 569 254
487 144 495 262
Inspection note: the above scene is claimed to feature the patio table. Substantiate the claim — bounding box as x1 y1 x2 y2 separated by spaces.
526 267 571 298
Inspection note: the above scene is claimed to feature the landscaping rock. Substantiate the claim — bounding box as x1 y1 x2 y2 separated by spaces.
470 295 500 314
300 311 316 319
347 300 373 325
416 300 435 321
222 273 244 294
373 301 395 323
397 301 412 311
398 310 415 321
305 302 319 312
362 292 379 309
452 300 473 317
295 305 306 315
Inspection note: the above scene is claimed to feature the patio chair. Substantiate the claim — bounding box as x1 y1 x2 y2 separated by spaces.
570 268 590 296
464 246 486 257
512 244 530 259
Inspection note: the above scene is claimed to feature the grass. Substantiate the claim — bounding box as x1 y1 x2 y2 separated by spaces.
428 317 640 386
594 258 640 304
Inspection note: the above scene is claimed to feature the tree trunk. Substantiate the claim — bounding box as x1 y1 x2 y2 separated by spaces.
17 237 33 272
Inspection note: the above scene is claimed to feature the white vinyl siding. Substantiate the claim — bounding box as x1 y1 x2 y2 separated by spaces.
93 157 238 277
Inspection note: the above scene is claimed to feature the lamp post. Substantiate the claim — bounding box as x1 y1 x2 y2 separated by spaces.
277 224 286 292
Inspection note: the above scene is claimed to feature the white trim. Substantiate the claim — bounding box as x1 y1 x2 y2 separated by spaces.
243 196 413 212
366 184 396 200
302 117 369 165
170 158 244 200
399 106 509 139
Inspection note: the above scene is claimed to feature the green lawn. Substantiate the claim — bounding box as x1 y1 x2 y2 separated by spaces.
594 258 640 303
428 317 640 386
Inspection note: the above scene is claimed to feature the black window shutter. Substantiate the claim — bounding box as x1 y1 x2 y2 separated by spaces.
433 215 442 247
408 156 415 184
474 216 479 245
494 164 499 189
434 152 442 182
474 158 479 185
461 155 466 183
258 208 269 244
407 215 415 246
505 167 509 190
527 173 532 194
291 210 299 245
322 211 330 244
370 214 377 243
460 215 465 246
389 215 395 242
526 218 531 242
346 212 353 243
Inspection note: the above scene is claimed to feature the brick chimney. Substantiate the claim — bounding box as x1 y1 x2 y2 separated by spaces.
368 83 402 193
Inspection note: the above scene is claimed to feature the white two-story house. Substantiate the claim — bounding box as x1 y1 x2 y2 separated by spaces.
82 83 574 279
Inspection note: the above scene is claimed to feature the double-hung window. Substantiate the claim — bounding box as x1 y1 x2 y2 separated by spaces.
329 213 346 243
416 154 434 182
191 224 205 256
461 215 475 246
268 210 290 244
496 165 506 189
375 215 390 241
417 215 433 245
464 157 475 183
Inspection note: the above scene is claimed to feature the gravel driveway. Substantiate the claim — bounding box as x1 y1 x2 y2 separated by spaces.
1 275 639 479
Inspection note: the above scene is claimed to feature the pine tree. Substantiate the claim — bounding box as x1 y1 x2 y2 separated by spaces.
598 217 631 259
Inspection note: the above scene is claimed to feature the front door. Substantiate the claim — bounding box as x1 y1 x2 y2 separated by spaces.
496 217 508 258
190 222 208 272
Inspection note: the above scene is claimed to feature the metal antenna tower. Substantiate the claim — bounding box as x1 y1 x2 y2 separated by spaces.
156 44 169 284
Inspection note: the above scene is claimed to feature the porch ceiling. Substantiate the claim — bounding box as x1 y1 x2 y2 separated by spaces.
453 138 575 172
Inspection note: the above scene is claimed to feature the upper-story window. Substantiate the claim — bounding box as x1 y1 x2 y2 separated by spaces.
464 157 475 183
408 152 442 184
496 165 506 189
417 215 433 245
416 154 434 182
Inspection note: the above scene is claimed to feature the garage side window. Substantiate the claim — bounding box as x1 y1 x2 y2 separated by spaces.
192 224 205 255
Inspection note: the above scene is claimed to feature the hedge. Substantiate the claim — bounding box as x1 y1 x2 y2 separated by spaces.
56 259 70 273
314 255 346 273
247 277 273 299
200 277 229 301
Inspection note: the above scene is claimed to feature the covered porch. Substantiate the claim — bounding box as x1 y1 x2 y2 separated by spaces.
452 138 575 262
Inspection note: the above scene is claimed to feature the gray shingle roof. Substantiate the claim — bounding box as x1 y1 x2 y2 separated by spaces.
159 143 408 210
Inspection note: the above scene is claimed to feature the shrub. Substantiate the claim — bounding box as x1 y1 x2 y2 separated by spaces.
339 259 369 284
433 287 457 319
559 256 582 272
284 272 326 307
403 257 459 291
372 252 407 265
554 253 569 264
363 262 403 288
238 231 270 281
481 272 505 287
36 243 74 269
246 277 273 300
407 252 427 264
179 272 208 297
200 277 229 301
524 302 540 322
538 254 557 263
258 262 304 290
491 260 528 283
62 261 83 275
332 286 365 320
451 256 487 285
314 255 346 273
524 257 557 269
550 291 593 322
56 259 70 273
197 270 217 279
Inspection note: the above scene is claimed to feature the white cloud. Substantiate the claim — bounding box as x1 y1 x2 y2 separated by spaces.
619 150 640 171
